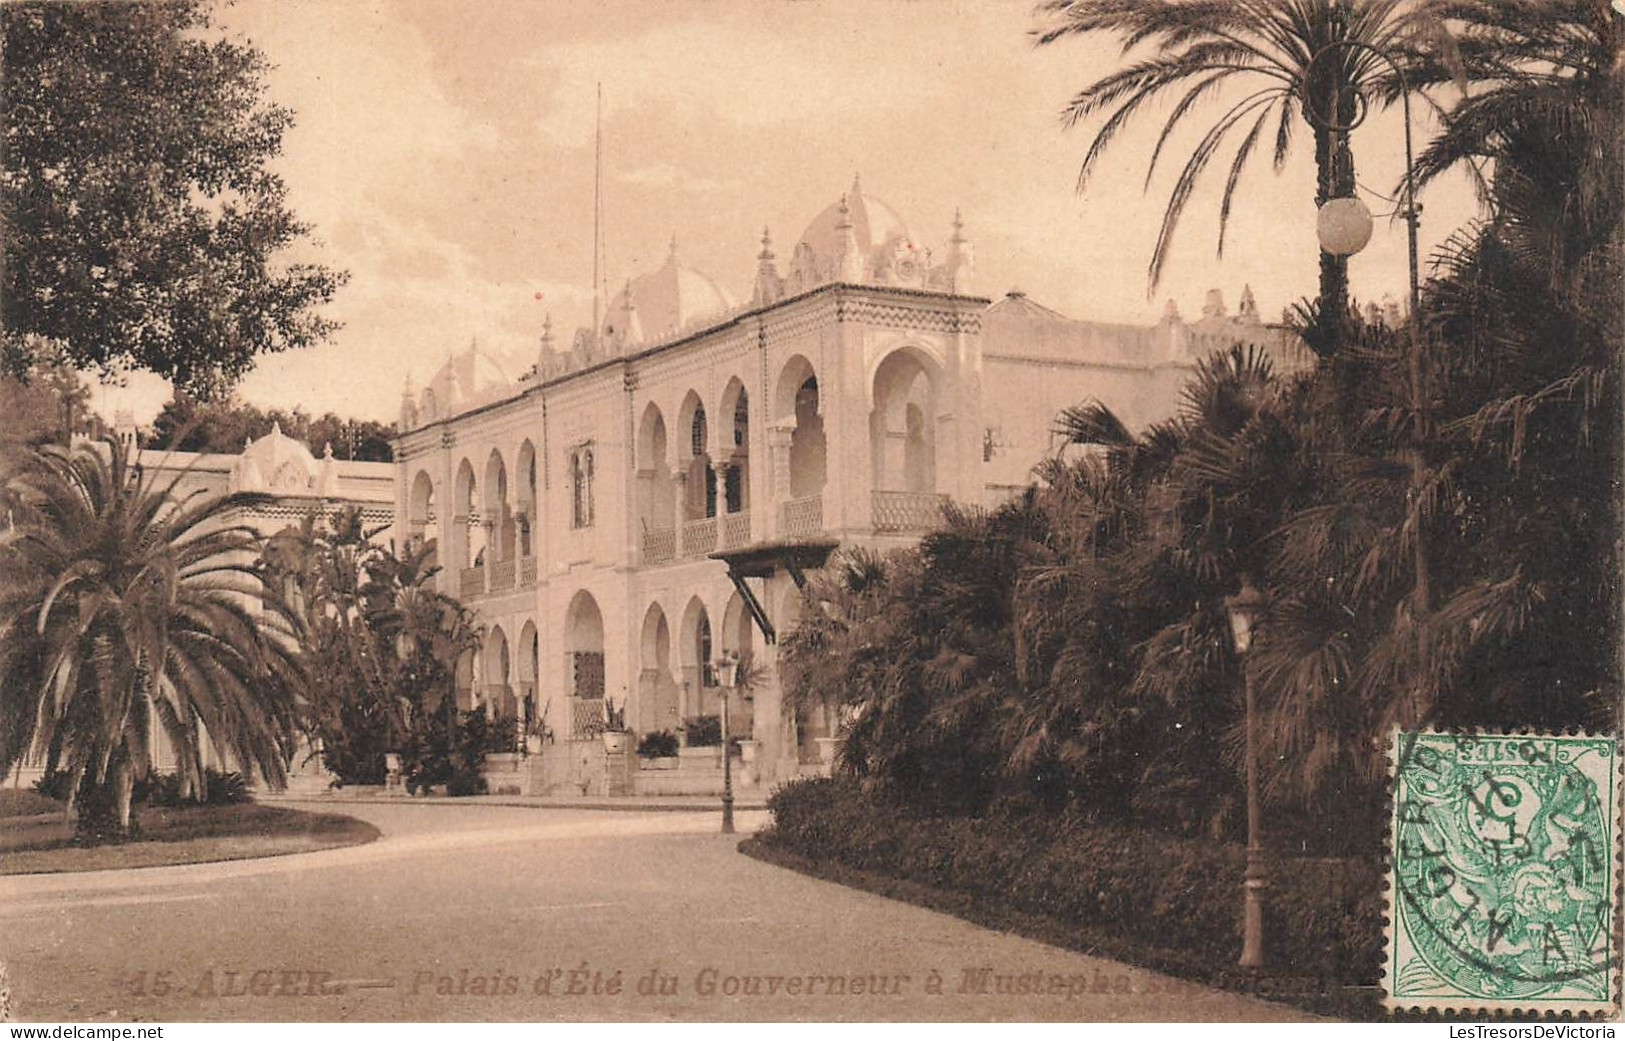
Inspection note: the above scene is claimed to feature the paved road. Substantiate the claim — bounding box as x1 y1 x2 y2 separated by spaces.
0 803 1314 1022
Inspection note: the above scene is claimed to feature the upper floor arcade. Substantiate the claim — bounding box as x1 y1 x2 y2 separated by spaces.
392 277 992 601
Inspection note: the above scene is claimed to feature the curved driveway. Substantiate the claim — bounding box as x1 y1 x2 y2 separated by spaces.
0 802 1315 1022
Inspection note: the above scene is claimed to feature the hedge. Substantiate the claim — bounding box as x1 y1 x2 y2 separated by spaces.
759 776 1383 989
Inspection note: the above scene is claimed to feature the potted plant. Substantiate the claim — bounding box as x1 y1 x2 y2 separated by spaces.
524 701 553 754
600 696 630 754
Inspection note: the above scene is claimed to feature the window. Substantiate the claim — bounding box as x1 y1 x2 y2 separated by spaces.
732 390 748 447
572 651 605 699
724 464 742 514
570 444 594 529
690 406 708 458
697 614 714 687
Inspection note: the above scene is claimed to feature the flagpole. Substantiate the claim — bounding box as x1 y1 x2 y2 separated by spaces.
592 82 602 348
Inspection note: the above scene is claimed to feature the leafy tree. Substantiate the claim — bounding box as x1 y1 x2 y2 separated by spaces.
0 438 305 840
149 393 394 462
1032 0 1445 354
1 0 346 395
0 350 96 447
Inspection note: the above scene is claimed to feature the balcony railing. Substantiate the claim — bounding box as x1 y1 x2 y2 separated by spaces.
781 494 823 537
520 556 538 586
681 517 717 557
720 511 751 549
459 565 485 598
642 527 676 564
489 559 516 592
871 490 948 533
570 697 605 737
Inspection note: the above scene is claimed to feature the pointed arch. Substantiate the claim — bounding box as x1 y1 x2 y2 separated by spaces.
564 590 606 702
453 457 479 568
677 389 716 521
516 440 538 558
638 601 678 734
718 376 751 517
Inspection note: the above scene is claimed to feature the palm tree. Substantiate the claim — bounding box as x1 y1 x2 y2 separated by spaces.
1033 0 1436 351
1297 0 1625 739
262 516 481 784
1254 0 1623 781
1050 344 1313 832
0 439 304 837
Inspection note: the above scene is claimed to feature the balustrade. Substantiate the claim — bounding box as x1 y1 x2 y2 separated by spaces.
720 511 751 549
642 527 676 564
781 494 823 537
871 490 948 533
681 517 717 557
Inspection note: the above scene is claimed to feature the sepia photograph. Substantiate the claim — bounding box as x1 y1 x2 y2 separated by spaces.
0 0 1620 1028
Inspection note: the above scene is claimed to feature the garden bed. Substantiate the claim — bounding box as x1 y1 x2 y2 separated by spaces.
0 802 379 875
746 776 1385 1020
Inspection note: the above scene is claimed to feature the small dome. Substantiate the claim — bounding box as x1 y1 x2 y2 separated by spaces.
603 238 736 346
797 189 913 269
786 179 929 292
426 340 513 415
239 422 319 494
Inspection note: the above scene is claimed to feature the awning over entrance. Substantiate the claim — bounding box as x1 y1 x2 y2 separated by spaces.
707 537 840 646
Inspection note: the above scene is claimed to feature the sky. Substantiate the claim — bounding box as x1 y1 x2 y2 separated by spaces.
97 0 1482 426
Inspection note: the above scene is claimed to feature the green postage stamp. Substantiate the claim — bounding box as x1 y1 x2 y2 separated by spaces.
1386 731 1621 1014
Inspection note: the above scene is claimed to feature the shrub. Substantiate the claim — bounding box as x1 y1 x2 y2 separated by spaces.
35 766 253 811
637 730 679 758
683 715 721 747
143 769 252 807
761 776 1382 985
446 770 487 797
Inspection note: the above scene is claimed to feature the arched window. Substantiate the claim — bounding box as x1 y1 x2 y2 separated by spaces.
691 405 708 458
570 444 594 529
697 613 714 688
732 390 748 447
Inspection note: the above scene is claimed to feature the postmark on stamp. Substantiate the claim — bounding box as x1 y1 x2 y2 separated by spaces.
1385 730 1621 1014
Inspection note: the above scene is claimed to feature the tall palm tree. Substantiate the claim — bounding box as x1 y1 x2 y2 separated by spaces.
1051 344 1310 831
1301 0 1625 738
261 515 480 783
1033 0 1436 350
0 439 304 836
1253 0 1623 785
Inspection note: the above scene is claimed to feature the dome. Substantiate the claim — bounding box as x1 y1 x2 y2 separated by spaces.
797 187 914 268
236 422 319 494
785 178 932 292
425 339 513 415
603 237 736 347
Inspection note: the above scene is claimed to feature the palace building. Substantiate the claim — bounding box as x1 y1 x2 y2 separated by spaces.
392 180 1307 795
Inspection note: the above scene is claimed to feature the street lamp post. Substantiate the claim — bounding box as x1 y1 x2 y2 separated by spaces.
715 654 737 835
1225 575 1269 968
